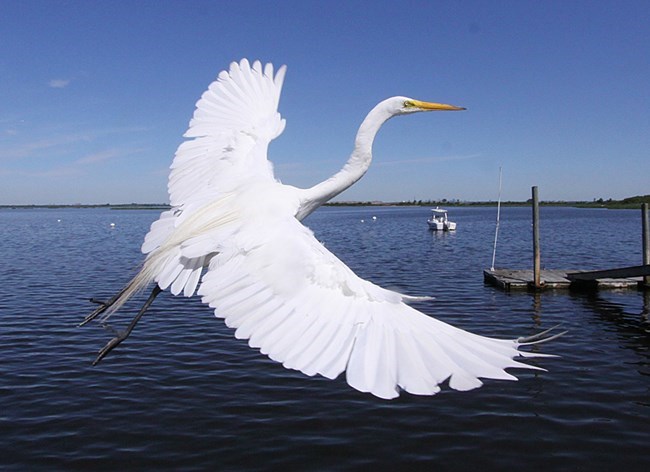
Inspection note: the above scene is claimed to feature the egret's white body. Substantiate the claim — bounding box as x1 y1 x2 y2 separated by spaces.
87 59 559 399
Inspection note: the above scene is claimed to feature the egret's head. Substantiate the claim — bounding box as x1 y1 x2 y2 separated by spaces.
388 96 466 116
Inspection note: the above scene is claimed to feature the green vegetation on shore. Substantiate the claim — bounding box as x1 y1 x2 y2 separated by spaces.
575 195 650 209
326 195 650 210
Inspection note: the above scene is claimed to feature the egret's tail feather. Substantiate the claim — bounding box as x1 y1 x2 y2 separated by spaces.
401 294 435 304
98 253 165 321
518 325 567 346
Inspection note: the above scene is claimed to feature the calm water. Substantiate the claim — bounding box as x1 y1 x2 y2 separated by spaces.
1 206 648 470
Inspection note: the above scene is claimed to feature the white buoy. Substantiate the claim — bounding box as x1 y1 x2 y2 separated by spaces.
372 216 377 220
110 223 116 227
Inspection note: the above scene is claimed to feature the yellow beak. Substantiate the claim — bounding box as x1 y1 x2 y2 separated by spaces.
409 99 466 111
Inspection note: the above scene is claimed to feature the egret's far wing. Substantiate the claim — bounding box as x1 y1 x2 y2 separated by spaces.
198 217 545 399
140 60 287 297
167 59 287 209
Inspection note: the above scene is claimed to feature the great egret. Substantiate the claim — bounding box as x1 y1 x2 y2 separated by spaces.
82 59 561 399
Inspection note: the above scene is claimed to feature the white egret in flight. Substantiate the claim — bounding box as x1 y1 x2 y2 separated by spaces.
82 59 561 399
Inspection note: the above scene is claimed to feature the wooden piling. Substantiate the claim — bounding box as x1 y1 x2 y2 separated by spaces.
643 203 649 288
531 186 542 289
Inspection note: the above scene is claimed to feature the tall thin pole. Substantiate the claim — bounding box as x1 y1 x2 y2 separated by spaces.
532 186 541 289
643 203 649 288
490 167 502 271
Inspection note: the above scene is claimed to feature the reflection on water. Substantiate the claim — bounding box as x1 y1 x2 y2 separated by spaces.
1 206 649 470
574 291 650 372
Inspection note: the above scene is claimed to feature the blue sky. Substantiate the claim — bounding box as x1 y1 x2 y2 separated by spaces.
1 0 648 204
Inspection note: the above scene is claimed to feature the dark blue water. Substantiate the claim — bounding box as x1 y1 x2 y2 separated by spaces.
1 206 649 470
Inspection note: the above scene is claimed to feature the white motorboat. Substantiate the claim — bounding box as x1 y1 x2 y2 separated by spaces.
427 207 456 231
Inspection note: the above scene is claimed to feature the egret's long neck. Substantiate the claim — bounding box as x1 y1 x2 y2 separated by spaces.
296 102 393 220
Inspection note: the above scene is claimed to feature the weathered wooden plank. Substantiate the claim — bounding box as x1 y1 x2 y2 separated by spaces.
484 268 642 291
566 265 650 281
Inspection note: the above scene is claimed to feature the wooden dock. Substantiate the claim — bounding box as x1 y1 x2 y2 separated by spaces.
484 267 647 291
485 189 650 292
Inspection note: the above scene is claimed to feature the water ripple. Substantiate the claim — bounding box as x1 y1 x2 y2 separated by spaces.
1 207 649 470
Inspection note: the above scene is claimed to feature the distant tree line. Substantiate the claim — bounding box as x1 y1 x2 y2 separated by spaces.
326 195 650 209
3 195 648 210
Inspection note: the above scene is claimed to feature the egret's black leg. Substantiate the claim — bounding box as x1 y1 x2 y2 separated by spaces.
92 285 162 366
79 285 129 327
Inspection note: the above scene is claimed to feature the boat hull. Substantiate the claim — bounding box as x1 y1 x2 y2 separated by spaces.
427 220 456 231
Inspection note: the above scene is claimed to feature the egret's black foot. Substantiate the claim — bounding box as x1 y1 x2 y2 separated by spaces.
88 285 162 365
79 287 129 327
93 332 129 365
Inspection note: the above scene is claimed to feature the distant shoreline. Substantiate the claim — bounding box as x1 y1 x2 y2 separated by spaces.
2 195 648 211
0 203 171 210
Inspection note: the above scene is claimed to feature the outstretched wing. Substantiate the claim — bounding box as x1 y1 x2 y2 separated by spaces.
167 59 286 209
197 214 550 400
